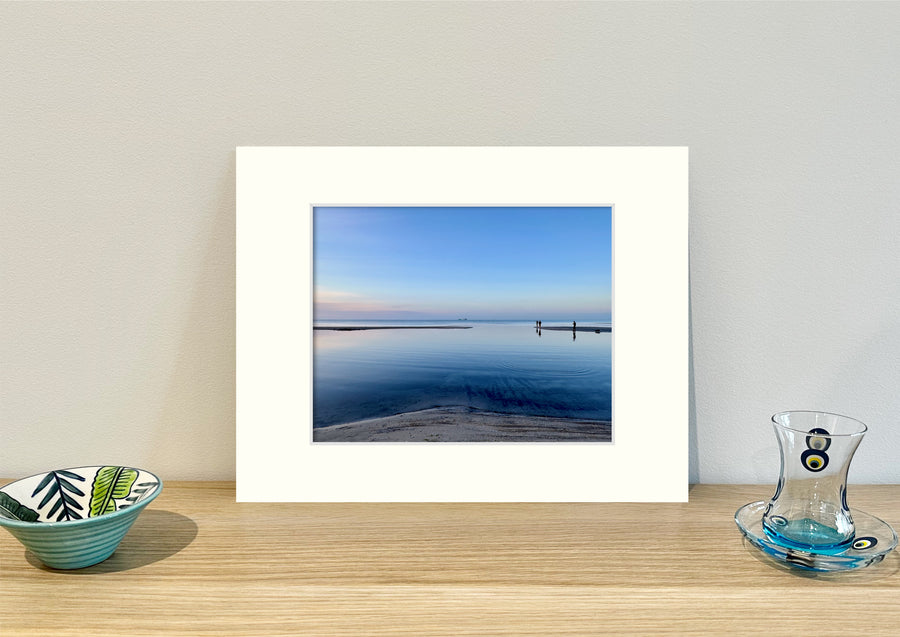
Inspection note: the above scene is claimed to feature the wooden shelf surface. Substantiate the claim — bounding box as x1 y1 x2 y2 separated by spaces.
2 483 899 635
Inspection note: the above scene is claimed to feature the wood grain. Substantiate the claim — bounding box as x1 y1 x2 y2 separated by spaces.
2 483 899 636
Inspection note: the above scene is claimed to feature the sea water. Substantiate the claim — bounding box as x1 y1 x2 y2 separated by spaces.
312 320 612 428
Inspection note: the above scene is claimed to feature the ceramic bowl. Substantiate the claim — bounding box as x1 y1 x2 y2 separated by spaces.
0 465 162 569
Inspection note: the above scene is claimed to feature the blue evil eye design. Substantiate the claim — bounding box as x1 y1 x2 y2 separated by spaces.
768 515 788 527
806 428 831 451
801 448 829 472
852 536 878 550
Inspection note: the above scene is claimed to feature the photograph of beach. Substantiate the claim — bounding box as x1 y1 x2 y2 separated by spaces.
312 206 613 443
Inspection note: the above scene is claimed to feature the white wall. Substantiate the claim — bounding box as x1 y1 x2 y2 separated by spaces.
2 2 899 484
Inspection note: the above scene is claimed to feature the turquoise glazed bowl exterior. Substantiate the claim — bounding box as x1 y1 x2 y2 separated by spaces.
0 466 162 569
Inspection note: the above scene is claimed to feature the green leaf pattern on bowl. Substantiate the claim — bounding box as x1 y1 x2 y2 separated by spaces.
32 470 87 522
90 466 138 517
8 467 161 523
0 491 40 522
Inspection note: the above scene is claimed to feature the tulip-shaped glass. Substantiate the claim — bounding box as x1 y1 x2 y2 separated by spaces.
761 411 867 554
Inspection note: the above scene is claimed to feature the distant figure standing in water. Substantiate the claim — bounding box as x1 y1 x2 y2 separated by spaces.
573 321 576 330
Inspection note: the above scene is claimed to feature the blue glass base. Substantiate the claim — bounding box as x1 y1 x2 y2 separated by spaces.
762 518 853 555
735 501 897 572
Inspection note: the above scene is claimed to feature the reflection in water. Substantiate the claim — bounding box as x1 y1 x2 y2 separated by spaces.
313 321 612 427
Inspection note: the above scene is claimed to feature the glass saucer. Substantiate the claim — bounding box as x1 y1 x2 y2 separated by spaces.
735 501 897 571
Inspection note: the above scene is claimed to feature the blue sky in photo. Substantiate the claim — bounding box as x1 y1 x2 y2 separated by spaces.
313 206 612 321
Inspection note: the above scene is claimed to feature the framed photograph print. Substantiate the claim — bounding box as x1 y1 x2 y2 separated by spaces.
237 147 688 502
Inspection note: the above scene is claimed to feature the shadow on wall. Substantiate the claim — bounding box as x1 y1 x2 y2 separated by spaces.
152 154 237 479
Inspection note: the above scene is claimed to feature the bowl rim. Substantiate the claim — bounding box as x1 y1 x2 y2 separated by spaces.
0 465 163 529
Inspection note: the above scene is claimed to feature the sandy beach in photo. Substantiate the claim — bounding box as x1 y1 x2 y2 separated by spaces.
313 406 612 442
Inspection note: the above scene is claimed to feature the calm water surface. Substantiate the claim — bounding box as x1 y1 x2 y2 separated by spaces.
313 320 612 428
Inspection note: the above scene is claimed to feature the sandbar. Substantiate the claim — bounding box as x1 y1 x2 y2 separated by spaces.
313 406 611 442
540 326 611 333
314 326 472 331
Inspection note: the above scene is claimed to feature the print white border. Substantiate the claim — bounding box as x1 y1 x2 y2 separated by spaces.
237 147 688 502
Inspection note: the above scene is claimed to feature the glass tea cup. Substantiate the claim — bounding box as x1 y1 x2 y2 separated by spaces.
761 411 867 553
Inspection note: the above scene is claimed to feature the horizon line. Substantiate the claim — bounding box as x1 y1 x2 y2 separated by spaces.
313 317 613 322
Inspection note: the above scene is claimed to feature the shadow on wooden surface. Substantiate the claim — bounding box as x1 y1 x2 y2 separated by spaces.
24 509 197 574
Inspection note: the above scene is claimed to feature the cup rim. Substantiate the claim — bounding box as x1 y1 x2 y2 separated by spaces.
771 410 868 437
0 465 162 530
